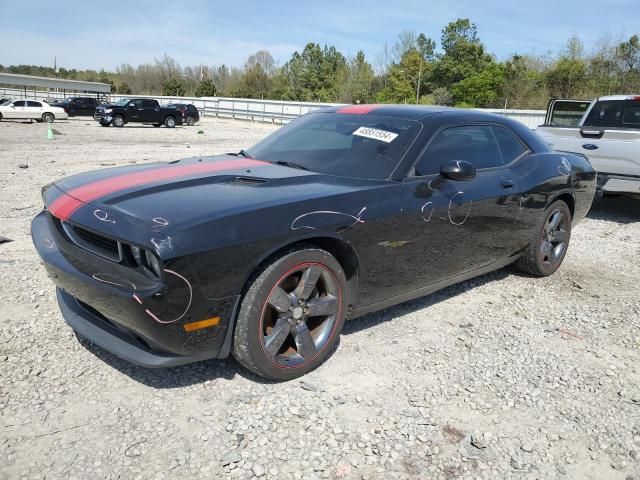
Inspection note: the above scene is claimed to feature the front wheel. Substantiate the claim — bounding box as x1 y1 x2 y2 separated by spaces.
164 116 176 128
515 200 572 276
42 113 55 123
112 115 125 127
233 246 348 380
186 115 195 126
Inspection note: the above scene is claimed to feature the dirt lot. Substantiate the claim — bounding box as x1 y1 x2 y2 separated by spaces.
1 117 639 480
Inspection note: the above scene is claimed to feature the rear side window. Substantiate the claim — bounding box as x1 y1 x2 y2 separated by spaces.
623 104 640 127
142 100 156 108
548 100 590 126
27 101 42 107
493 126 527 163
416 125 503 175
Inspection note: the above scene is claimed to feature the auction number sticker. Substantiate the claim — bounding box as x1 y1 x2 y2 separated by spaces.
353 126 398 143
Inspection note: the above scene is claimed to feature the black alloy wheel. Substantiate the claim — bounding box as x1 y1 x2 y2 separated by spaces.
516 200 572 276
233 247 348 380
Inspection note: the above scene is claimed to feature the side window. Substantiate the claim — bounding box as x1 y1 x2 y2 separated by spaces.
622 103 640 128
548 100 589 126
416 125 503 175
27 101 42 108
142 100 156 108
492 126 527 163
584 101 624 128
13 101 26 107
129 99 142 108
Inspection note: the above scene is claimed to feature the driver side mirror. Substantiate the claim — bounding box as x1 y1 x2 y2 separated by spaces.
429 160 476 190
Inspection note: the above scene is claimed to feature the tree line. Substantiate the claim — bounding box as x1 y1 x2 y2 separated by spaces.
2 18 639 109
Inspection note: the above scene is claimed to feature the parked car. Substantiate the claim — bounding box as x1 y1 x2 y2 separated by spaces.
31 105 596 380
94 98 182 128
51 97 99 117
165 103 200 126
536 95 640 197
0 99 68 122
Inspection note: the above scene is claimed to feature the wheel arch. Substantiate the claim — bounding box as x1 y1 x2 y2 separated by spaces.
217 234 361 358
548 191 575 218
243 235 360 307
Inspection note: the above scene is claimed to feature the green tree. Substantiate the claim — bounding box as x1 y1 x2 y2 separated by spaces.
282 43 347 101
195 79 217 97
432 19 492 87
161 78 186 96
451 62 504 107
117 82 132 94
341 51 375 103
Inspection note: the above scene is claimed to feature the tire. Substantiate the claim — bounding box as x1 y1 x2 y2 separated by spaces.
233 246 348 381
164 116 176 128
42 113 55 123
152 123 162 128
515 200 572 276
112 115 125 128
186 115 195 126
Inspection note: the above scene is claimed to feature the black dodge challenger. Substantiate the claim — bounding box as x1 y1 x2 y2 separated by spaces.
31 104 596 380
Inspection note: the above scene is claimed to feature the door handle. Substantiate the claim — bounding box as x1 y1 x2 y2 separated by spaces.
501 179 515 188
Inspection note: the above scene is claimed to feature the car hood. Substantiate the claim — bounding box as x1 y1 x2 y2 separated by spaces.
44 156 366 238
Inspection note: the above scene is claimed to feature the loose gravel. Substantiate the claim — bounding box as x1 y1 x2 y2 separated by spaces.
1 118 639 480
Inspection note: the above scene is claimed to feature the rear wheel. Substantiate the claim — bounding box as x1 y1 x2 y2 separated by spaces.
112 115 125 128
42 113 55 123
516 200 571 276
233 246 348 380
186 115 195 126
164 116 176 128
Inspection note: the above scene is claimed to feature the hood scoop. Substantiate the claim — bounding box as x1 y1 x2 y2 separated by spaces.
226 177 268 187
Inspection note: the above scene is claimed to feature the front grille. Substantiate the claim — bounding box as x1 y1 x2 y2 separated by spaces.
74 226 119 254
61 221 123 262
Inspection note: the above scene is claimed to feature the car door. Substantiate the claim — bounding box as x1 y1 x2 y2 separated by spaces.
398 124 522 290
85 98 98 115
141 100 159 122
6 100 26 119
127 99 142 121
27 101 43 120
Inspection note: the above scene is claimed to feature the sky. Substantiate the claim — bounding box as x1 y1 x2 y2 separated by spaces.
1 0 639 71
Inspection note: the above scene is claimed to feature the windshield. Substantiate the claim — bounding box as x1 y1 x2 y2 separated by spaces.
246 113 421 180
0 99 12 106
114 99 130 106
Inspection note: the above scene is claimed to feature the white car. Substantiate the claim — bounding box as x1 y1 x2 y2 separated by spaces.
0 99 68 123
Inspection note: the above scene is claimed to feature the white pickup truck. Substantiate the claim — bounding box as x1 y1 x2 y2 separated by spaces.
536 95 640 196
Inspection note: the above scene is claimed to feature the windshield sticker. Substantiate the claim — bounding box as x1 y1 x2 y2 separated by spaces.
353 126 398 143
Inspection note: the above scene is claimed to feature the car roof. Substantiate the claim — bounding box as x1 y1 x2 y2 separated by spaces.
596 95 640 101
318 104 519 123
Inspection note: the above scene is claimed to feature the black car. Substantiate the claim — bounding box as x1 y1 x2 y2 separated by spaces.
31 105 596 380
51 97 99 116
165 103 200 126
94 98 182 128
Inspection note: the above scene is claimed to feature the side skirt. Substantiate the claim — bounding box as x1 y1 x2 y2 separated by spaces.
349 255 520 320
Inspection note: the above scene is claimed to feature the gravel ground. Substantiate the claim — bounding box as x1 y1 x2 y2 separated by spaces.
1 118 639 480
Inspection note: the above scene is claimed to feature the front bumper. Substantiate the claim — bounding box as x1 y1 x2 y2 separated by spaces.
32 210 238 367
94 113 112 123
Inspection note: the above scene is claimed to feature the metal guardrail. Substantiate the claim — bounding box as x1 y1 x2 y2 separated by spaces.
0 87 547 128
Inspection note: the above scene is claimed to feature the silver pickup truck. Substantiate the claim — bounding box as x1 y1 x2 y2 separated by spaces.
536 95 640 196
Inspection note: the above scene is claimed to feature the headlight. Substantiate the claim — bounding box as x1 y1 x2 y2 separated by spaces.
130 246 142 265
104 108 112 113
145 250 162 278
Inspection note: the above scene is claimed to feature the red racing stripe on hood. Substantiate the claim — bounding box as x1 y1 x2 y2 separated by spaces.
336 104 380 115
48 158 266 221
